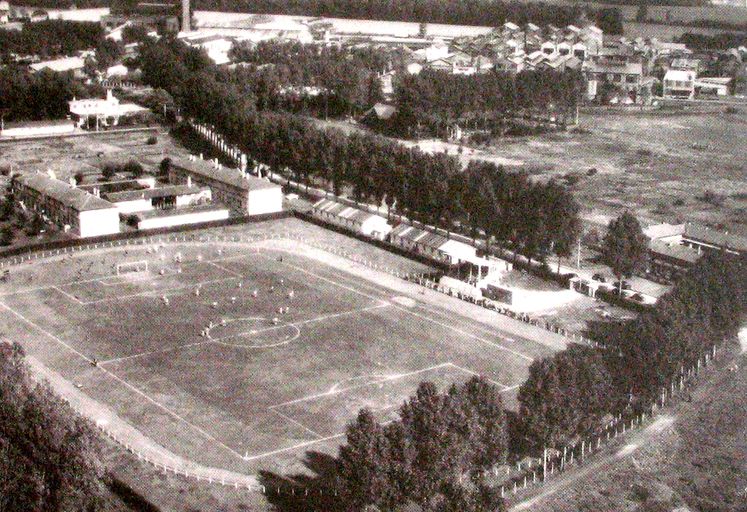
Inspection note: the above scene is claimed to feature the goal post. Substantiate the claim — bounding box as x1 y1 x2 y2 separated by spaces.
116 260 148 275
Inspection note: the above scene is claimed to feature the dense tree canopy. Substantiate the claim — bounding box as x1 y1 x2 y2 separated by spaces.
0 21 106 61
392 68 584 138
522 251 747 452
0 342 106 511
0 67 102 122
138 37 582 266
334 377 509 512
602 211 648 293
194 0 584 28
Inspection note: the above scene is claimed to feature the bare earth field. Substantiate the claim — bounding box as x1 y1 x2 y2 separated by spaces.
475 110 747 234
0 218 565 480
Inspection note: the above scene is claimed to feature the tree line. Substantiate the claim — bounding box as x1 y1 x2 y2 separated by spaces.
0 67 105 122
139 37 582 267
325 248 747 511
226 40 389 117
391 68 583 138
677 31 747 51
193 0 584 28
519 240 747 452
0 342 106 510
0 20 106 61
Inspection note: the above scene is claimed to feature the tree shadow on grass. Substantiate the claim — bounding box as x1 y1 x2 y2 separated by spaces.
257 451 342 512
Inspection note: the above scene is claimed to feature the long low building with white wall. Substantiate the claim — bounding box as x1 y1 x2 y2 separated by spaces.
132 204 230 230
106 184 212 214
312 198 392 240
11 173 120 237
168 156 283 216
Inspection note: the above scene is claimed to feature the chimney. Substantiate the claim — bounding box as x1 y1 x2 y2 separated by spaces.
182 0 190 32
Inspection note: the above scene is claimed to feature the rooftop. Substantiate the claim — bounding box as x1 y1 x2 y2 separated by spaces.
684 223 747 252
170 157 281 192
312 198 386 224
390 224 448 250
105 185 210 203
14 173 116 212
649 240 701 264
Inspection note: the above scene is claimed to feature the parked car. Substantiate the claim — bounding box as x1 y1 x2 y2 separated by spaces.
592 273 606 282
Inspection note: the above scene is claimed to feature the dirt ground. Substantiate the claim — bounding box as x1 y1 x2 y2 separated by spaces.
0 129 191 183
473 110 747 235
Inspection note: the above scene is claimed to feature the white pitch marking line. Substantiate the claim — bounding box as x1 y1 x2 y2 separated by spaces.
270 409 324 440
0 302 246 461
80 276 237 305
337 270 536 361
256 252 383 302
243 432 346 461
98 340 214 366
445 363 511 390
210 303 392 342
207 260 243 278
269 362 453 409
52 286 86 305
263 249 535 363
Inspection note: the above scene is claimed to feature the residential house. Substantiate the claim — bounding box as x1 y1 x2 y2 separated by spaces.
663 69 696 99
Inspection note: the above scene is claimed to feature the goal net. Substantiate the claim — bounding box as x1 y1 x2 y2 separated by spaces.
116 260 149 275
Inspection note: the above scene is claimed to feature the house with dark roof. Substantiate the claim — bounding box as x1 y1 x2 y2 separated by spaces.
11 173 120 237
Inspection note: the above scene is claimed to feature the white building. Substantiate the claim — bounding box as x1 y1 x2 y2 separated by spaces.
168 156 283 216
663 69 696 99
0 119 75 139
0 1 10 23
11 173 120 238
106 184 212 214
180 33 235 65
132 204 230 230
68 90 148 129
312 198 392 240
694 77 732 96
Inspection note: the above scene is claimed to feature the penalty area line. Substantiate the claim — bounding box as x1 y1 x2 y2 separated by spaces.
270 409 325 440
0 303 246 461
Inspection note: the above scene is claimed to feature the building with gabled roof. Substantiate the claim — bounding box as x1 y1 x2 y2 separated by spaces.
168 156 282 216
11 173 120 237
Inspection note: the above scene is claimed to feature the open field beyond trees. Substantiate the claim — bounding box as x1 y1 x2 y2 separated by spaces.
463 110 747 234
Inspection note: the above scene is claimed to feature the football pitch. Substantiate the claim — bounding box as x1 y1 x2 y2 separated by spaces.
0 237 561 474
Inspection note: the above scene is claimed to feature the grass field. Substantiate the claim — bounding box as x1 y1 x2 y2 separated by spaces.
0 221 562 476
473 110 747 235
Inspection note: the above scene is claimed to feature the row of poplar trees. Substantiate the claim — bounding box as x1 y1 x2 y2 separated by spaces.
138 37 583 268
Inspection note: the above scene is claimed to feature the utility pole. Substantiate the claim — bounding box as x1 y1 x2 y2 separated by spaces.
576 237 581 269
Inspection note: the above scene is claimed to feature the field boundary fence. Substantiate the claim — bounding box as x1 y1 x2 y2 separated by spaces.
4 226 725 497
